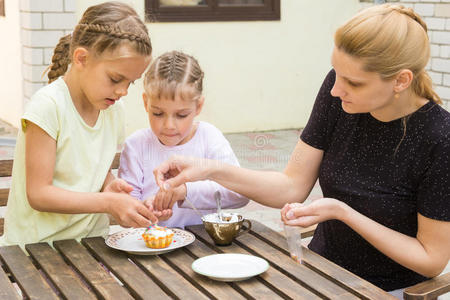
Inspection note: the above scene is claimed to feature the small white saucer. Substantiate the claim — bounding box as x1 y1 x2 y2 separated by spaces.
191 253 269 281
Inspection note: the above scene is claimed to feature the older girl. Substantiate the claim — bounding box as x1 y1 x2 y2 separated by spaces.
153 4 450 293
0 2 158 249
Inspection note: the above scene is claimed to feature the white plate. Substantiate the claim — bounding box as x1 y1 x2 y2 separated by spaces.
105 227 195 255
191 253 269 282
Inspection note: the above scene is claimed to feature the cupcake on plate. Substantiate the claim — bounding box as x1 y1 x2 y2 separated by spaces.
142 225 174 249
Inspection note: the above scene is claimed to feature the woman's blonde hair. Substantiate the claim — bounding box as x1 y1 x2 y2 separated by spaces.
335 4 441 104
47 1 152 83
144 51 204 103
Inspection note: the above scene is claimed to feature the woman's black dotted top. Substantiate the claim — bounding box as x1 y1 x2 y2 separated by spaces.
302 70 450 291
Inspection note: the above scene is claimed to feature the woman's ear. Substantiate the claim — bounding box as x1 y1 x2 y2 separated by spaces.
195 96 205 116
72 47 89 69
142 93 149 113
394 69 414 93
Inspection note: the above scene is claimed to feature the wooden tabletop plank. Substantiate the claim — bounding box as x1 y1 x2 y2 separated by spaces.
0 245 58 300
26 242 96 300
249 220 396 300
0 259 21 300
81 237 169 300
53 239 133 300
187 225 324 300
132 254 210 300
158 240 247 299
184 230 301 300
184 239 283 300
232 226 360 299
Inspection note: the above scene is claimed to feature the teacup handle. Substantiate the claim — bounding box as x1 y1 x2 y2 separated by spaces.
237 219 252 237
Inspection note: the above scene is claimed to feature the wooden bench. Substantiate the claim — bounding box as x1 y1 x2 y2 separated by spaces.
0 156 449 299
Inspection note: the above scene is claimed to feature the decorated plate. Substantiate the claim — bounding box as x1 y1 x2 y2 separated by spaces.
105 227 195 255
191 253 269 281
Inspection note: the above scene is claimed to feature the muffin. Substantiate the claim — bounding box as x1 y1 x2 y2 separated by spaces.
142 225 174 249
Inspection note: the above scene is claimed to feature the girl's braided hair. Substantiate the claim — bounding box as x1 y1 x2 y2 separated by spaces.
47 1 152 83
144 51 204 102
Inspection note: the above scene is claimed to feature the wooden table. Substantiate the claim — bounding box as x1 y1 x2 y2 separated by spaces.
0 220 395 299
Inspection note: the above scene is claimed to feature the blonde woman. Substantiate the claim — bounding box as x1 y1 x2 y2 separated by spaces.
153 4 450 294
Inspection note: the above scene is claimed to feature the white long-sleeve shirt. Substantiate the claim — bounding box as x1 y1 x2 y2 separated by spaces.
118 121 249 228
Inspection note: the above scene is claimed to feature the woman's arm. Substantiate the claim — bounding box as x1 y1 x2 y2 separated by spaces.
25 122 157 227
155 140 324 208
283 199 450 277
346 211 450 277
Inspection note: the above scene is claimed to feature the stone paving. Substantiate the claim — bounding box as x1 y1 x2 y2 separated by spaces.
223 129 322 233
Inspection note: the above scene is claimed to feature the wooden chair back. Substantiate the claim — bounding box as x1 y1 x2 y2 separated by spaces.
0 153 121 236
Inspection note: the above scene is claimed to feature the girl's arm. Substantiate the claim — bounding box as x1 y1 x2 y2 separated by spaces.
25 122 156 227
283 199 450 277
155 139 324 208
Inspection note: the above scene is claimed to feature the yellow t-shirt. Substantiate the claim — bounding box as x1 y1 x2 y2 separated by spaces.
0 77 125 249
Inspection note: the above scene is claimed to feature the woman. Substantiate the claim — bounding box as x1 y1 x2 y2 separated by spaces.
153 4 450 293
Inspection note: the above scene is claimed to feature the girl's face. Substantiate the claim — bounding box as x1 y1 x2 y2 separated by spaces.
78 45 151 111
330 47 397 117
143 92 204 146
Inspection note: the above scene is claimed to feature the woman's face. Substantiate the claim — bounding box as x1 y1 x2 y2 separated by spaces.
330 47 397 117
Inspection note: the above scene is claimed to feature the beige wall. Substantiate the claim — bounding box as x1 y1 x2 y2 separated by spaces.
0 0 23 127
76 0 361 135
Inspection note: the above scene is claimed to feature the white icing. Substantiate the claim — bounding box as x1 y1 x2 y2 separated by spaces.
203 213 239 223
147 227 173 237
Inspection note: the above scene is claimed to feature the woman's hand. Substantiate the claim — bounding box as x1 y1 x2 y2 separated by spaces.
281 198 349 227
153 155 216 190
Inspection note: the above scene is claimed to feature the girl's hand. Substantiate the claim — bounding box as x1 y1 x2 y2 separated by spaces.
153 155 214 190
106 192 158 228
103 178 134 194
282 198 348 227
143 196 173 222
152 184 187 211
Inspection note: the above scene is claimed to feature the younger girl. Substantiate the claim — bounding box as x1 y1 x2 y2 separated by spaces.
119 51 248 228
0 2 160 249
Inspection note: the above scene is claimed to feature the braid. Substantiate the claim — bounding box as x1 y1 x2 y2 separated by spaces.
144 51 204 101
157 51 188 83
47 34 72 83
390 5 428 32
76 23 151 51
168 52 177 82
